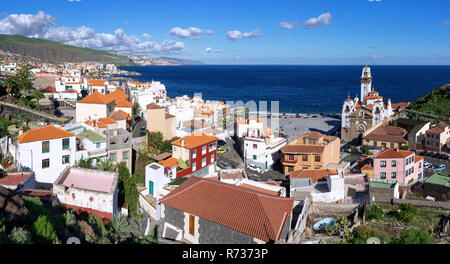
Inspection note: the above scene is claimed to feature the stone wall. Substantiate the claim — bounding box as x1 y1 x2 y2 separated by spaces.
198 217 256 244
0 101 69 124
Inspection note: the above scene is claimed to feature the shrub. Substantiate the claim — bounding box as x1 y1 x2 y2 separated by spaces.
169 177 187 186
32 215 60 244
360 145 370 155
108 212 129 244
395 229 435 244
64 210 76 227
352 226 392 244
326 216 353 241
8 227 32 244
395 204 418 223
366 204 384 221
88 215 107 237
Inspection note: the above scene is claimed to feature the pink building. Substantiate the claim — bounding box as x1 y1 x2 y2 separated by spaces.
373 148 424 188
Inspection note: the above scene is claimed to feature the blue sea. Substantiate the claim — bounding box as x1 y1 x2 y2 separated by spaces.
120 65 450 114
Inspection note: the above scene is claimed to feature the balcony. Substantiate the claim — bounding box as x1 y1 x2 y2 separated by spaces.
281 157 297 164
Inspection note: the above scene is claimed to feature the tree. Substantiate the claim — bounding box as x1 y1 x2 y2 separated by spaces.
3 78 19 99
97 158 117 172
64 210 76 227
8 227 32 244
118 162 138 218
14 60 34 96
32 215 60 244
76 156 94 169
133 103 141 117
360 145 370 155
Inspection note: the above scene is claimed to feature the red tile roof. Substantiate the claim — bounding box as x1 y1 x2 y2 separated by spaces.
160 177 294 242
147 103 163 110
172 133 218 149
158 157 179 168
364 125 408 143
18 126 75 143
0 172 32 186
77 92 115 105
374 148 414 159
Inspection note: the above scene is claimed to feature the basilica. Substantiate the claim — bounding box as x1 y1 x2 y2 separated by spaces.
341 66 409 144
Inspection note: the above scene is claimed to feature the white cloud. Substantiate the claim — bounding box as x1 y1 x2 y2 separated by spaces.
226 29 262 41
304 12 332 29
205 47 223 54
169 26 214 40
205 47 212 53
368 0 382 2
0 11 186 55
142 33 152 40
278 21 300 29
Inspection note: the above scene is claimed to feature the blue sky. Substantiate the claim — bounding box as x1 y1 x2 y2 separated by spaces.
0 0 449 64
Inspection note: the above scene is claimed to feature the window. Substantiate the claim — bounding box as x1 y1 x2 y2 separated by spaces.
42 159 50 169
418 173 422 180
302 155 308 162
211 154 215 163
202 146 207 155
62 138 70 150
253 155 257 160
391 172 396 179
110 153 116 161
192 162 197 172
189 215 195 236
202 158 206 167
392 160 396 167
288 166 294 172
123 151 129 160
62 155 70 164
380 161 386 168
419 162 421 169
96 142 101 149
380 172 386 179
192 150 197 159
315 156 321 162
42 141 50 153
253 144 258 149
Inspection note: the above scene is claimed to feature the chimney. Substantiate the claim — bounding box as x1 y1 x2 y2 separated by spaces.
181 139 185 147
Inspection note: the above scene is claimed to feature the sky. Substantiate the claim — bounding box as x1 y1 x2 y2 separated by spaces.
0 0 449 64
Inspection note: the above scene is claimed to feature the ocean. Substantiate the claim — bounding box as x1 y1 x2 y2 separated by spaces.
119 65 450 114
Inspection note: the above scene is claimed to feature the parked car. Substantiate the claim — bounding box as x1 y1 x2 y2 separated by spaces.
217 147 227 154
247 163 262 173
217 161 231 169
434 164 446 172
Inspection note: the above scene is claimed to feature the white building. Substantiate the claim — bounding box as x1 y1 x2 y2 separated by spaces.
236 117 287 172
15 126 76 189
53 167 119 220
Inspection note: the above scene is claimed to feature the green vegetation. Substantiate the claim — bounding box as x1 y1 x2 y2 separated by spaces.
63 210 76 227
326 216 354 241
389 203 418 223
407 84 450 119
366 204 385 221
107 212 129 244
32 215 60 244
8 227 32 244
96 157 117 172
118 162 138 218
76 156 94 169
395 229 435 244
177 158 189 170
147 131 178 155
0 214 6 243
0 34 135 66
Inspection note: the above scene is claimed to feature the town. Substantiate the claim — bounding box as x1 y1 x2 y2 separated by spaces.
0 58 449 245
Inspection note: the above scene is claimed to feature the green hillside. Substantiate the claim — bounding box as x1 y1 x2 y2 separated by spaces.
408 84 450 118
0 34 135 66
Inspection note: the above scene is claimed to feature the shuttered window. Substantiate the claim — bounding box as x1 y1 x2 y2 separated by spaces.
189 215 195 236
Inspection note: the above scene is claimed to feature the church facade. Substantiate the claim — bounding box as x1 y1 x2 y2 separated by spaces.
341 66 397 144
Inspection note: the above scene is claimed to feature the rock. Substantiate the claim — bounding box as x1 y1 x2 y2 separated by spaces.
75 220 95 239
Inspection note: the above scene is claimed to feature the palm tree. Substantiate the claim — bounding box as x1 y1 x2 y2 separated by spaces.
133 103 141 117
97 158 116 172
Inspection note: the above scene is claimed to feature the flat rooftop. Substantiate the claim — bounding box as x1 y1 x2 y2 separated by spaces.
425 173 449 187
370 181 396 189
57 168 117 193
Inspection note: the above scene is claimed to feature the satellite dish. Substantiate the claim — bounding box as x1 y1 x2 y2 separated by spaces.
367 237 381 244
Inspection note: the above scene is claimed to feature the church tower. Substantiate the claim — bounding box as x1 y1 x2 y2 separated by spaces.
360 65 372 104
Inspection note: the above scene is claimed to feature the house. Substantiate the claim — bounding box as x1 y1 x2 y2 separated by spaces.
109 110 132 131
363 124 408 149
105 128 132 173
105 90 134 116
145 162 176 200
147 103 177 140
158 176 294 244
373 148 424 189
289 170 345 203
405 122 431 150
76 92 116 122
416 173 450 201
88 79 108 94
63 123 108 165
172 133 218 178
369 179 400 202
53 167 119 220
0 172 34 190
15 126 76 189
280 132 340 175
235 117 287 172
425 122 450 153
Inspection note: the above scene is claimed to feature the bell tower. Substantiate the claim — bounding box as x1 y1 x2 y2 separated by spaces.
360 65 372 104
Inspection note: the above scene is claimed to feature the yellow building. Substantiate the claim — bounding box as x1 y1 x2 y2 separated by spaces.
281 132 340 175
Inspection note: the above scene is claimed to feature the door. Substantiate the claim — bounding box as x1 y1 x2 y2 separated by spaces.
189 215 195 235
149 181 154 196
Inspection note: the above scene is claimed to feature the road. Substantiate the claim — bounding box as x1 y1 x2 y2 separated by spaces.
420 155 450 176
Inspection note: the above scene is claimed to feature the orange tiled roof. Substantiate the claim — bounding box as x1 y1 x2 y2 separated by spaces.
98 118 117 125
77 92 115 105
109 110 132 121
289 169 338 184
105 89 128 102
172 133 218 149
159 176 294 242
361 164 373 170
18 126 75 144
115 99 133 108
158 157 179 168
414 156 423 163
88 79 107 86
147 103 163 110
374 148 414 159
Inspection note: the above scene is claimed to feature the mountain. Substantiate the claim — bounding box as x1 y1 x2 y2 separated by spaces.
0 34 136 66
159 57 205 65
408 84 450 118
